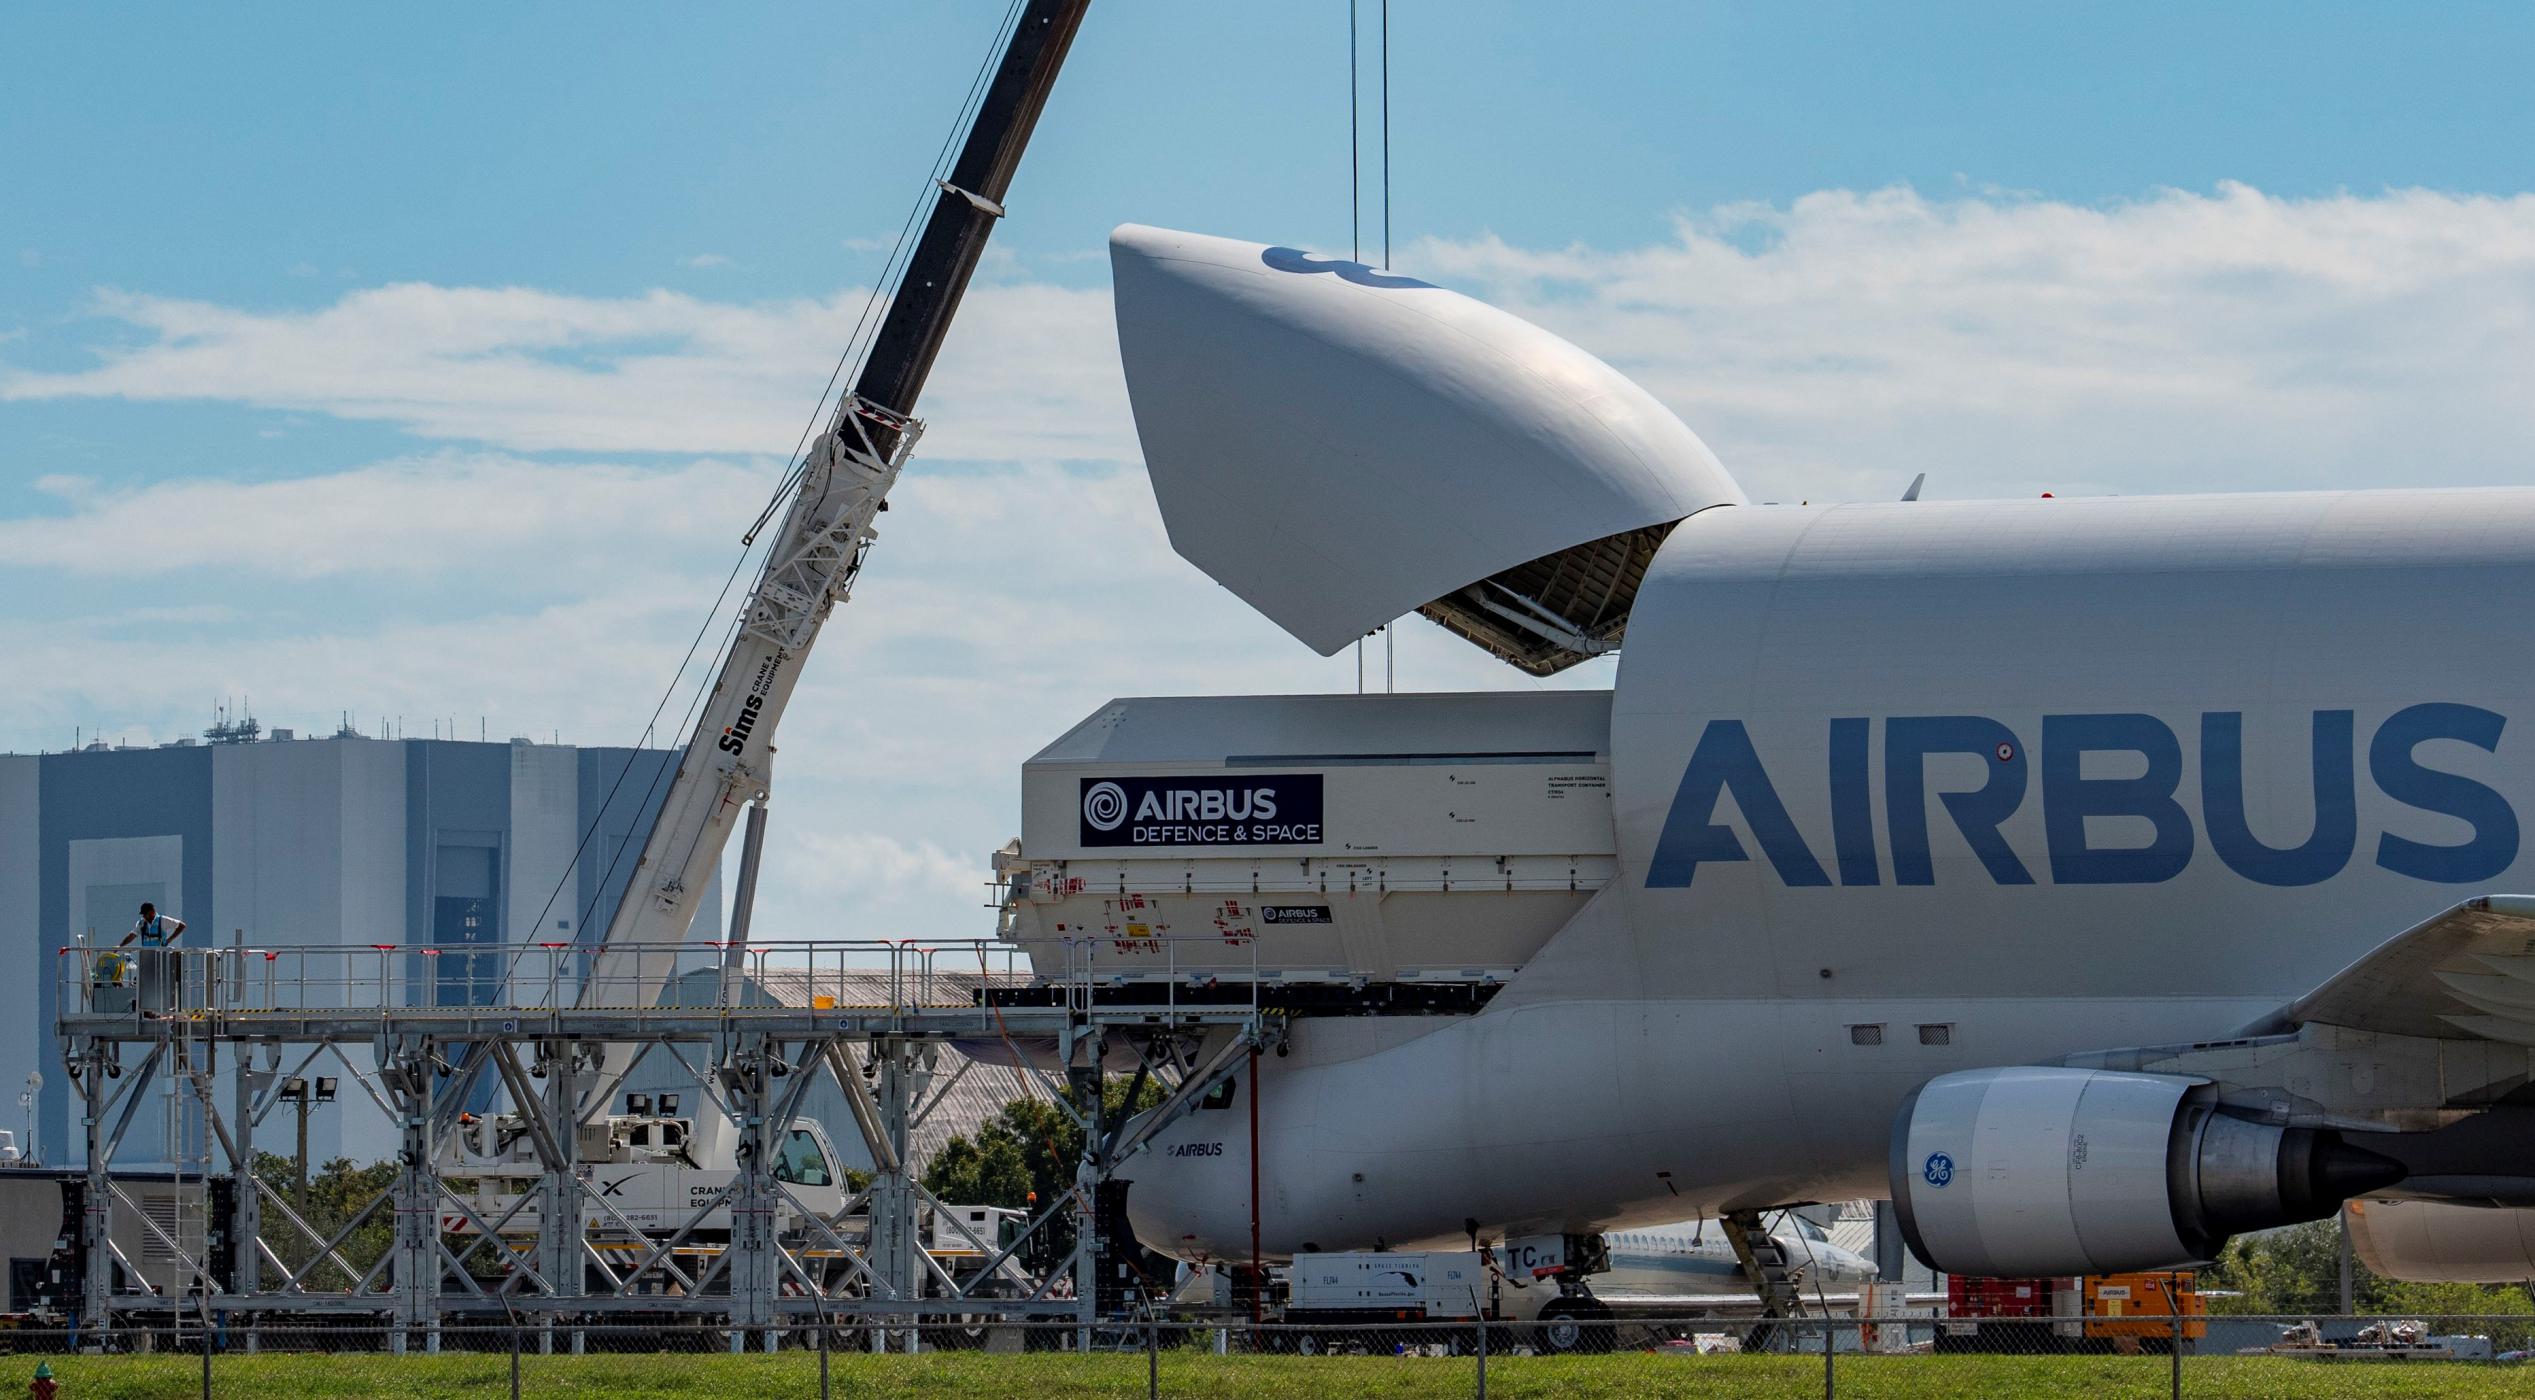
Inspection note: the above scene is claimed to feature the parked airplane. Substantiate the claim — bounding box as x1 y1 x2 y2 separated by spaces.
1023 223 2535 1311
1573 1213 1879 1305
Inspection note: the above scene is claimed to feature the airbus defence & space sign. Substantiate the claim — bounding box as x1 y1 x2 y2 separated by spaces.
1080 775 1324 848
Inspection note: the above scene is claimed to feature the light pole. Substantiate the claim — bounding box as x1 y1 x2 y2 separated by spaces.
19 1070 39 1166
279 1075 339 1212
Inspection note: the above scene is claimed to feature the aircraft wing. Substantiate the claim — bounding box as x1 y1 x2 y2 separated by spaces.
2270 895 2535 1044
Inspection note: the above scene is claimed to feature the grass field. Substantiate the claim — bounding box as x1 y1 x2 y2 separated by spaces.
5 1350 2528 1399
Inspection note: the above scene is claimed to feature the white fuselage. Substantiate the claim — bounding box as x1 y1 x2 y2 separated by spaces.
1126 488 2535 1260
1520 1214 1878 1312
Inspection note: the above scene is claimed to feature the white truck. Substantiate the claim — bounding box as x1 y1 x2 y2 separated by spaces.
440 1110 848 1239
438 1110 1030 1306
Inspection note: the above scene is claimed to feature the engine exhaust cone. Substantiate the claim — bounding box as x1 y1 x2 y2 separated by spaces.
2307 1136 2408 1208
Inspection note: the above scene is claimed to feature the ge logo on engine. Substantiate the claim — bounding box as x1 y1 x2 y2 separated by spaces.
1923 1151 1955 1188
1082 781 1129 832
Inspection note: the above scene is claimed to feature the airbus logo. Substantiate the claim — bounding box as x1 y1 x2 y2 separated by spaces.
1650 705 2517 889
1083 781 1129 832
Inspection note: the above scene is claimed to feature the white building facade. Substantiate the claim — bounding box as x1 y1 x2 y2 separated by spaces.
0 732 718 1167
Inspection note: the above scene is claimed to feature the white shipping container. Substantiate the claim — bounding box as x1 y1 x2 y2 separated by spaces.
1008 693 1614 983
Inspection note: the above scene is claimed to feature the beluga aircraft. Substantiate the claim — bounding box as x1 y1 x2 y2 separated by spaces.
988 221 2535 1332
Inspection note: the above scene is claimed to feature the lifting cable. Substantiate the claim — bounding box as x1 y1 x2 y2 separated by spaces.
1350 0 1397 692
518 0 1033 963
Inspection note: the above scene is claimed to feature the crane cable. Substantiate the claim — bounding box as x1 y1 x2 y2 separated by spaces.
519 0 1033 965
567 0 1029 942
1350 0 1397 692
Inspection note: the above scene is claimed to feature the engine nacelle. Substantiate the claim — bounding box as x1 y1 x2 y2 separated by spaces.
1890 1067 2404 1277
2346 1198 2535 1283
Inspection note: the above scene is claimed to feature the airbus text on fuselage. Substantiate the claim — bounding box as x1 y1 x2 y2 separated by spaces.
1651 705 2512 890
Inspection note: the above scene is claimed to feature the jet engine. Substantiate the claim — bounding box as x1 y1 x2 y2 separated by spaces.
1890 1067 2404 1277
2346 1198 2535 1283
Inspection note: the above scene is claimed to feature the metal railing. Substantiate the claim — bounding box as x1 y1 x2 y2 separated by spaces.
57 931 1287 1029
56 934 1047 1020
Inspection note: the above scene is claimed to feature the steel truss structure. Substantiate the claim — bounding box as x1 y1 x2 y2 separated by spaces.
54 938 1277 1348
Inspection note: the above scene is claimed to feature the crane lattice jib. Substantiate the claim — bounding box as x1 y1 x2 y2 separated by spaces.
571 0 1092 1126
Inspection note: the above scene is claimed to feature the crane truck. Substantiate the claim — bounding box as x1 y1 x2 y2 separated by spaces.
416 0 1094 1318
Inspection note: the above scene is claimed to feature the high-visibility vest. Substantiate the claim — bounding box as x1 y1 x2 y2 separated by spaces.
135 916 172 947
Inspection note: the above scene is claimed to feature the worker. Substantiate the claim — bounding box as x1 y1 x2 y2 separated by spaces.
118 901 187 1015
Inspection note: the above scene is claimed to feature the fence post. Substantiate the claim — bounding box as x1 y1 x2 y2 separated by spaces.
819 1319 832 1400
1824 1315 1835 1399
1475 1314 1487 1400
510 1324 521 1400
2169 1303 2182 1400
1146 1316 1159 1400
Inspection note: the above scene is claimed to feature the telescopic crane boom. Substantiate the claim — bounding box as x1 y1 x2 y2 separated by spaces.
572 0 1091 1125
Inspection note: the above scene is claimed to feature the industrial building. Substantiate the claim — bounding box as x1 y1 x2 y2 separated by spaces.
0 726 719 1167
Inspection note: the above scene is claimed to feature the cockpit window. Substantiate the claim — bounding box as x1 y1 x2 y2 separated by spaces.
772 1128 832 1187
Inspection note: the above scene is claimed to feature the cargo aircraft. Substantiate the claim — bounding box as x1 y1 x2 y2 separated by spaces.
993 224 2535 1326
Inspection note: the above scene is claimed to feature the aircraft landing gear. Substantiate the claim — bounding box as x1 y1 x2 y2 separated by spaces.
1534 1294 1616 1354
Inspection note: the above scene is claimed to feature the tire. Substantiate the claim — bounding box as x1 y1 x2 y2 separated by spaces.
1535 1299 1616 1355
949 1278 1022 1349
1295 1332 1326 1357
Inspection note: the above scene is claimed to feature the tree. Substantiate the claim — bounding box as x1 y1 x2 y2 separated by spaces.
922 1078 1167 1266
2204 1220 2383 1315
250 1152 396 1291
2205 1218 2535 1347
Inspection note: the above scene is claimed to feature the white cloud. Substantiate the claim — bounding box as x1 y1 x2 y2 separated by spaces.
775 829 983 907
1 280 1135 462
0 453 760 578
681 253 732 269
1410 183 2535 501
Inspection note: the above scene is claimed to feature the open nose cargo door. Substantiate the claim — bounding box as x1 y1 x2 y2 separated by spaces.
1109 224 1744 675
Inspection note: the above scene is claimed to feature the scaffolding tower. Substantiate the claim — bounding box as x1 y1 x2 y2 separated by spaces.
54 935 1278 1349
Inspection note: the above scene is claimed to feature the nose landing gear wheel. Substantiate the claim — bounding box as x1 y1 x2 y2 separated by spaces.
1535 1298 1616 1354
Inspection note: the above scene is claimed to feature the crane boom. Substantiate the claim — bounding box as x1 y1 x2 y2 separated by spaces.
571 0 1091 1124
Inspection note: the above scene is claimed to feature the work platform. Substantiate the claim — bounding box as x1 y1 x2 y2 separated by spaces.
51 936 1289 1347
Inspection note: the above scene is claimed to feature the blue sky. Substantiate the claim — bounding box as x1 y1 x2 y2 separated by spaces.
7 2 2535 941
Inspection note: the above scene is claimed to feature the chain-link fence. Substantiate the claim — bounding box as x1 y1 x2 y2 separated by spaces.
4 1314 2531 1397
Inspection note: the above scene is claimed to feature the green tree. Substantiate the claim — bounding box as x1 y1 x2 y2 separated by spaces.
250 1152 397 1291
2204 1220 2381 1315
2205 1218 2535 1345
922 1078 1167 1266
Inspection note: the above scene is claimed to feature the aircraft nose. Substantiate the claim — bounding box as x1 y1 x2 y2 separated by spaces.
1123 1115 1254 1262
